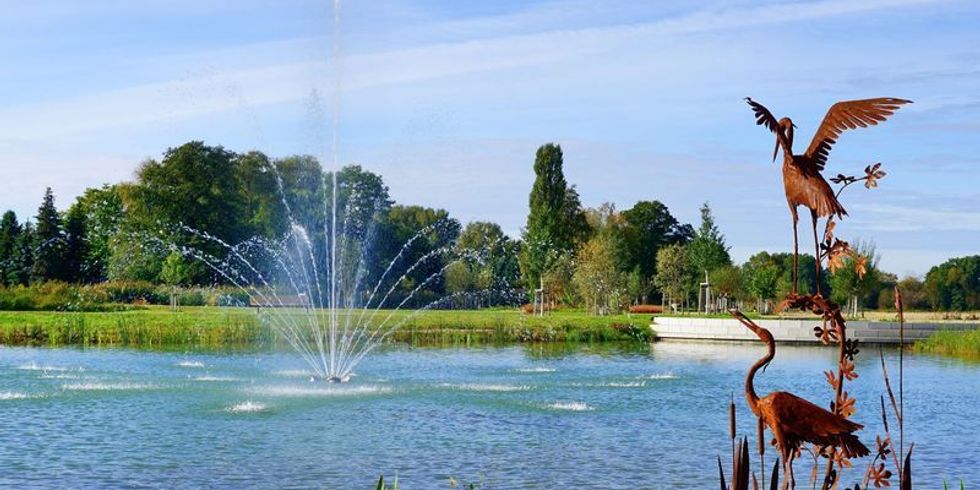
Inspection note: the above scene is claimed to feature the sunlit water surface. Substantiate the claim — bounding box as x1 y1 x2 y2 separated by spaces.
0 342 976 488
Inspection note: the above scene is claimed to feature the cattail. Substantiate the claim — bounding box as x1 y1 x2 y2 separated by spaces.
729 393 736 441
758 417 766 490
757 417 765 456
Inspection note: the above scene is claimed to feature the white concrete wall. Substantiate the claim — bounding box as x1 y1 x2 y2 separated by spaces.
651 316 978 344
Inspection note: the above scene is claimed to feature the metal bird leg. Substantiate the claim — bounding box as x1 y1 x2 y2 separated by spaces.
811 209 821 296
791 207 799 296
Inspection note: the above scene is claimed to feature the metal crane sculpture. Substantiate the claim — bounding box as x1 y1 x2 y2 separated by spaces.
744 97 911 295
733 310 869 489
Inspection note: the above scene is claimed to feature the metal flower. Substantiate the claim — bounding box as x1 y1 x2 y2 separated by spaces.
864 163 887 189
868 462 893 487
841 359 859 381
844 339 861 361
854 255 869 279
824 369 839 389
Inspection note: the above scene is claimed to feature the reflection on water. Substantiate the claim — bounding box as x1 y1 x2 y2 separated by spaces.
0 342 975 488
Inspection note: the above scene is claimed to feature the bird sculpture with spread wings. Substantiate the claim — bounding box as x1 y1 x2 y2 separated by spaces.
745 97 911 295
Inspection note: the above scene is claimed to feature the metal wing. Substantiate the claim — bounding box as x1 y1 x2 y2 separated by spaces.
745 97 780 134
805 98 912 171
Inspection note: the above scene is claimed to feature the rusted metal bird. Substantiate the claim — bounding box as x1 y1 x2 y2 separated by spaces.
733 311 869 488
745 97 911 295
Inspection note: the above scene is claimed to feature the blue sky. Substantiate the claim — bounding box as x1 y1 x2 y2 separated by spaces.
1 0 978 277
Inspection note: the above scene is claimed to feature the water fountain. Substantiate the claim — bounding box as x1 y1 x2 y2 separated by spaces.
145 0 520 382
165 204 518 382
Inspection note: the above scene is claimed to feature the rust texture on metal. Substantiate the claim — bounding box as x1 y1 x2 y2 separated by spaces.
744 97 910 295
719 96 913 490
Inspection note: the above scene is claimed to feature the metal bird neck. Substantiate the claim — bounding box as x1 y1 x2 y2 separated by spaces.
745 328 775 416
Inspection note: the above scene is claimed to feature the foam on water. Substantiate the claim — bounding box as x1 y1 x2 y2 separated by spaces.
441 383 531 392
248 385 390 397
17 362 76 372
0 391 38 400
645 372 677 380
605 381 646 388
514 367 556 373
227 401 269 413
176 361 205 368
62 382 159 391
273 369 315 378
193 376 238 382
39 373 81 380
546 401 594 412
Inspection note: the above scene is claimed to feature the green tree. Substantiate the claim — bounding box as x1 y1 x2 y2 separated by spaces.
69 185 124 283
769 252 825 297
160 250 190 286
573 232 624 315
8 223 35 285
924 255 980 311
0 211 21 285
687 202 731 278
520 143 589 293
62 204 89 283
369 205 460 308
711 265 746 304
827 240 882 316
654 243 695 310
445 222 520 308
30 187 65 283
108 237 165 282
235 151 288 239
895 276 929 310
743 252 781 313
325 164 392 241
122 142 253 283
618 200 693 303
541 251 577 307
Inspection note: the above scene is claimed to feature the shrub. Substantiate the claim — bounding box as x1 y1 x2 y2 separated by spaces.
100 281 168 304
628 304 663 314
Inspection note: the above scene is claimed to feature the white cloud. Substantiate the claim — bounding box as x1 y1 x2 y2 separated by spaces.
0 0 948 142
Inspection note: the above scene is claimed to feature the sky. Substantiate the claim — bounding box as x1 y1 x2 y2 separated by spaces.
1 0 978 277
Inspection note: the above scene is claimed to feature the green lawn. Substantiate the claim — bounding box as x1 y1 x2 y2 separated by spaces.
0 306 653 347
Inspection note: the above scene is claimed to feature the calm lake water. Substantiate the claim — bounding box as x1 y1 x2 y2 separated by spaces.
0 341 976 488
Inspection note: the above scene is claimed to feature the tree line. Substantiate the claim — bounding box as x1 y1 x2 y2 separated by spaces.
0 141 976 313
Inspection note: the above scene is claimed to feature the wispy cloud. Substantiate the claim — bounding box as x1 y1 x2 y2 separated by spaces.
0 0 948 141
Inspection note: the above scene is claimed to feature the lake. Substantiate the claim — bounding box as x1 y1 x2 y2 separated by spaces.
0 341 976 488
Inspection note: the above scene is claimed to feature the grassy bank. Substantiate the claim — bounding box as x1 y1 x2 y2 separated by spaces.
914 328 980 358
0 307 652 347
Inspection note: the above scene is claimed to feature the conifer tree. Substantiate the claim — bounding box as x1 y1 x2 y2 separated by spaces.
687 202 731 277
0 211 21 285
30 187 65 283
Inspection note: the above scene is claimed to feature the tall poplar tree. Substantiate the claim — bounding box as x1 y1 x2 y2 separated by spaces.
520 143 588 293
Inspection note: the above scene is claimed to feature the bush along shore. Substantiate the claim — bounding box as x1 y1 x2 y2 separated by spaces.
0 307 652 347
914 328 980 358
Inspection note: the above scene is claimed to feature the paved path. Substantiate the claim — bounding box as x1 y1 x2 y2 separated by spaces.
651 316 978 344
